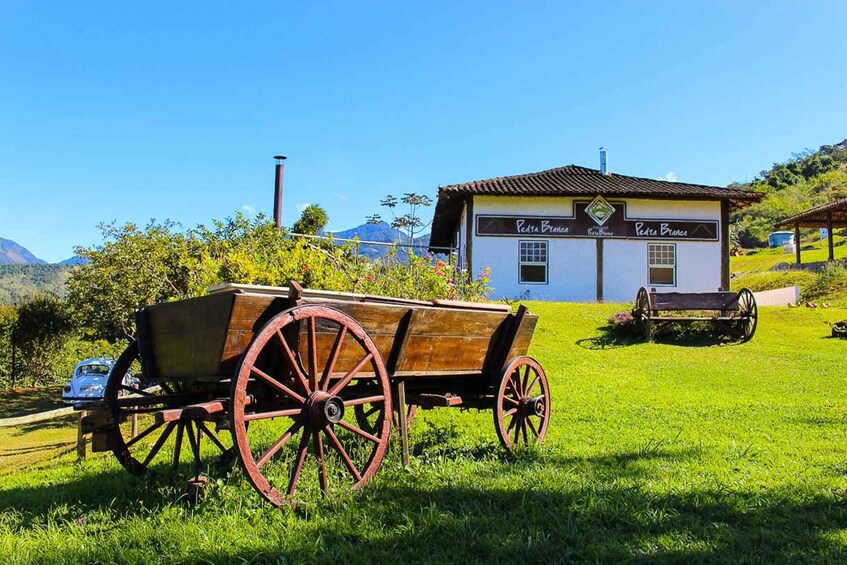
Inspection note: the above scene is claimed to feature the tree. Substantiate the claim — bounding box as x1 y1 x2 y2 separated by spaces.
291 204 329 235
0 305 18 388
12 294 73 387
66 220 193 340
367 193 433 252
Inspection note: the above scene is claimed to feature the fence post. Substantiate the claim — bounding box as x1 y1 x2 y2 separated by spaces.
131 413 138 439
76 411 87 460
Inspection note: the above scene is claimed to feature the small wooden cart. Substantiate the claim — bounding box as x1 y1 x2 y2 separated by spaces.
84 282 549 507
631 286 758 342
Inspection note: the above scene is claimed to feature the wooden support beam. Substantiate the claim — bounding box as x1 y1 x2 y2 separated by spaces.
828 212 834 262
795 222 801 265
396 381 410 466
596 239 604 301
464 197 474 275
720 200 730 290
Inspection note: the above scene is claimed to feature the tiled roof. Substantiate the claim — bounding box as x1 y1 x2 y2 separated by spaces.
439 164 760 200
775 198 847 228
429 164 763 249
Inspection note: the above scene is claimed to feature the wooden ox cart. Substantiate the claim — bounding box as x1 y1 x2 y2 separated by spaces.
631 286 758 342
84 282 549 507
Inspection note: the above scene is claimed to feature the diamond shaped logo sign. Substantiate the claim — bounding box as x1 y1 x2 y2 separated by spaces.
585 195 616 226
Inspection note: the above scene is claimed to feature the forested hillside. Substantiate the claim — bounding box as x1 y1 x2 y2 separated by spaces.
0 265 71 304
730 139 847 246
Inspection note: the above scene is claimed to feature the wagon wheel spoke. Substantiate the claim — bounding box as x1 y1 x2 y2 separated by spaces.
521 366 531 395
286 429 312 496
343 394 385 407
525 374 540 397
336 419 381 444
172 422 184 473
308 317 319 392
125 420 165 449
315 429 328 495
328 353 374 397
119 384 155 397
244 407 303 422
502 396 519 407
275 329 311 395
198 422 229 455
250 366 306 404
325 426 363 482
320 326 347 391
141 422 177 468
525 416 540 438
257 421 303 469
520 418 529 444
185 421 202 477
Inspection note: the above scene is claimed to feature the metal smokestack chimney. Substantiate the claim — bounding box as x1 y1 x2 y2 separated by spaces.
599 147 608 175
273 155 287 228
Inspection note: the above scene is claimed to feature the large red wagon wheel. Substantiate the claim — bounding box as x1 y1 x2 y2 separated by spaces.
103 341 232 477
634 287 652 340
231 305 392 507
735 287 758 342
493 356 551 450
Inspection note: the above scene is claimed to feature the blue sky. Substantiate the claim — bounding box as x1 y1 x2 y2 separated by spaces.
1 1 845 262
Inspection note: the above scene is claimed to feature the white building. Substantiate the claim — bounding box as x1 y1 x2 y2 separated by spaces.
428 162 761 303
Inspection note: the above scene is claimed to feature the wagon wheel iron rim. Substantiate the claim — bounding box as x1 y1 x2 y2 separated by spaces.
635 287 652 340
493 356 550 450
104 341 233 478
231 305 391 508
736 288 758 342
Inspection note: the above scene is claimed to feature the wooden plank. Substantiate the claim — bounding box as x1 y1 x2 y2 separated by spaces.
0 406 75 428
156 400 226 423
430 300 510 312
650 292 739 311
596 239 604 301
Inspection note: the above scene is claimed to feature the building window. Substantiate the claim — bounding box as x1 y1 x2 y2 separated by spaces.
648 243 676 286
519 240 548 284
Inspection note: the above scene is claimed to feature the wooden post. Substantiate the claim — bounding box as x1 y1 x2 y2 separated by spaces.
131 413 138 439
396 381 410 467
76 411 87 460
794 222 801 265
595 238 604 302
827 213 834 262
720 200 730 290
464 197 474 276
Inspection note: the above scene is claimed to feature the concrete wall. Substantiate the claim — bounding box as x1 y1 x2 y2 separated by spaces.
470 195 723 302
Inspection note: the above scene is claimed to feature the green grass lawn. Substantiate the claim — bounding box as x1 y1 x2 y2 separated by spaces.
731 235 847 274
2 303 847 563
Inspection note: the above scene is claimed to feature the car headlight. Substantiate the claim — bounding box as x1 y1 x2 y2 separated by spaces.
63 384 72 393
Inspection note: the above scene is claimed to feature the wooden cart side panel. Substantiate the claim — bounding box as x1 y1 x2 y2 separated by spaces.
145 292 236 379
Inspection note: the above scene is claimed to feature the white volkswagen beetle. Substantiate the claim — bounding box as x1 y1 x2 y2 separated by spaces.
61 358 124 408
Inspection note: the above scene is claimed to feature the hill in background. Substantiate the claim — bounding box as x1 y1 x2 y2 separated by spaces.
0 237 45 265
327 221 432 259
0 264 71 304
730 139 847 247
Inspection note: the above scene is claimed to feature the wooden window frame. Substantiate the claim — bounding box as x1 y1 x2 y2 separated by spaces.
648 242 676 287
519 240 548 285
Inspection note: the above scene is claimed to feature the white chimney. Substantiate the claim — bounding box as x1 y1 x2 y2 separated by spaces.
599 147 609 175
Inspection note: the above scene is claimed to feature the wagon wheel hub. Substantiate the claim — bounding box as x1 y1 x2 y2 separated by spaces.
520 395 545 418
306 391 345 427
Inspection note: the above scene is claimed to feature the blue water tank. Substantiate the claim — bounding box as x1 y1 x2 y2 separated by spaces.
768 231 794 248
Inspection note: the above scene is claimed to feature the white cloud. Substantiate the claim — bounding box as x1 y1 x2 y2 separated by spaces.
662 171 678 182
296 202 310 213
334 193 348 202
241 204 256 215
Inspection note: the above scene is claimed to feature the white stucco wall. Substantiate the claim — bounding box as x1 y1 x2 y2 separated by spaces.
470 195 723 303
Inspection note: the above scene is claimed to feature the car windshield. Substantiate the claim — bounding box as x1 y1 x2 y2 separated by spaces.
78 364 110 376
